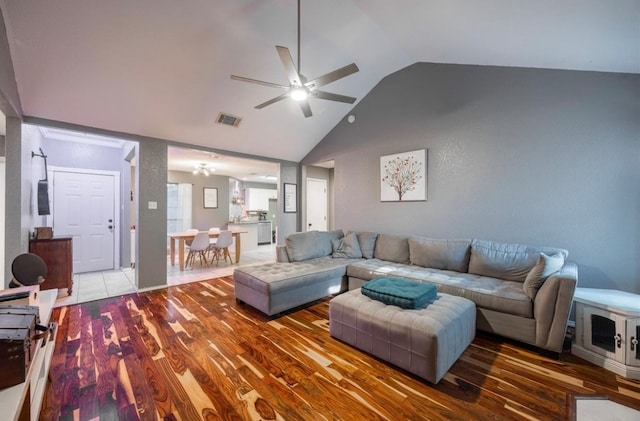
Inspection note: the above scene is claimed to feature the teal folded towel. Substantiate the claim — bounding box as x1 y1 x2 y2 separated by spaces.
361 277 437 309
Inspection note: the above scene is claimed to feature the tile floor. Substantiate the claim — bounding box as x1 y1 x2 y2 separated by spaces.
54 244 276 307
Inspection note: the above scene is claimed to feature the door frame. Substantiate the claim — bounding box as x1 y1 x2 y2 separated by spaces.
47 166 121 271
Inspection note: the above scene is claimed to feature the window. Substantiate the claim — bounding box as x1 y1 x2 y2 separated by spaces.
167 183 192 243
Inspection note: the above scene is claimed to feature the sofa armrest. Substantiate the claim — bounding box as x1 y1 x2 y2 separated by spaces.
533 261 578 352
276 245 290 263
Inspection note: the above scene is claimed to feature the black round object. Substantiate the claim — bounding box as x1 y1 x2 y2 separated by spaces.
11 253 47 286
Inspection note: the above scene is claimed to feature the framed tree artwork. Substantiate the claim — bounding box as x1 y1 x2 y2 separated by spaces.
380 149 427 201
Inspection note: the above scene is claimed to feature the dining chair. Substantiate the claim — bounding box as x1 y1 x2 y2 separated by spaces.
207 227 221 259
209 230 233 266
184 228 199 246
185 232 210 269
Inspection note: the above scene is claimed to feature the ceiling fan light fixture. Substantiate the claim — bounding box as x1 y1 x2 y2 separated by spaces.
229 0 359 117
194 163 214 176
290 87 308 101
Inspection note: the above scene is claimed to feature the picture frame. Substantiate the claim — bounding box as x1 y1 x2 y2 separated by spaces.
380 149 427 202
203 187 218 209
283 183 297 213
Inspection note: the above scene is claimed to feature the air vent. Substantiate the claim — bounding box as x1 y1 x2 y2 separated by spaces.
216 112 242 127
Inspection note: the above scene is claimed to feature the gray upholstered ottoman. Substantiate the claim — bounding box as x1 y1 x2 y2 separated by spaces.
329 288 476 384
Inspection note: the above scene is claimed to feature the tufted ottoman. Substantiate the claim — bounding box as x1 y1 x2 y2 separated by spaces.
233 257 351 316
329 288 476 384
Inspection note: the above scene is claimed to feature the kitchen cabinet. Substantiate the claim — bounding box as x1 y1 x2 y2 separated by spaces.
245 188 277 211
572 288 640 379
29 237 73 296
228 223 258 252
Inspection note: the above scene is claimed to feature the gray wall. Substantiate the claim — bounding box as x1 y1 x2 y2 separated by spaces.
42 137 126 172
3 117 27 285
136 140 167 290
168 170 230 230
0 10 21 118
303 62 640 294
276 162 300 243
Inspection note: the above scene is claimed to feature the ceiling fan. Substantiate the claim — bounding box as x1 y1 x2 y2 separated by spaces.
230 0 359 118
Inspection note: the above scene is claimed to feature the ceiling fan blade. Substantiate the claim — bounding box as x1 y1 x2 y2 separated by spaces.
231 75 288 89
306 63 359 89
255 93 289 109
299 100 312 118
276 46 303 86
312 90 357 104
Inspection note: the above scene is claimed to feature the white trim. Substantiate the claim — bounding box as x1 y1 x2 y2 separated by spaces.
48 166 121 270
39 127 127 148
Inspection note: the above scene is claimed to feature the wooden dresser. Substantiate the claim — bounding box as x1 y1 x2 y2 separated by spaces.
29 237 73 296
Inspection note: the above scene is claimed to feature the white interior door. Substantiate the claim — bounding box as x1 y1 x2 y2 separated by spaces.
53 170 117 273
306 178 327 231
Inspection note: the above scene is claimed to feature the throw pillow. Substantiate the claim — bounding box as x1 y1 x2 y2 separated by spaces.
332 232 363 259
523 252 565 299
356 232 378 259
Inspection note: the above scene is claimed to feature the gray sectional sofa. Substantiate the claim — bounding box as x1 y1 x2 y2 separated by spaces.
233 229 578 353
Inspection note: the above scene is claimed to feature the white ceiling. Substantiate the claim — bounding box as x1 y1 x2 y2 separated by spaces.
2 0 638 163
167 146 279 182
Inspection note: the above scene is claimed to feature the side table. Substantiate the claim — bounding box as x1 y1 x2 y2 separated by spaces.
0 289 58 420
572 287 640 379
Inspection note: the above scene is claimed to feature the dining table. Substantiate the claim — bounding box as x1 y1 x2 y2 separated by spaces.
168 230 247 271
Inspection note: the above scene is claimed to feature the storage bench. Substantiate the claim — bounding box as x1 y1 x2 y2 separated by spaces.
329 288 476 384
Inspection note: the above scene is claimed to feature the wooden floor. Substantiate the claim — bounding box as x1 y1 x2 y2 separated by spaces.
40 276 640 420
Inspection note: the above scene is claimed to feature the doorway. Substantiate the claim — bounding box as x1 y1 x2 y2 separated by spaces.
52 168 120 273
306 178 327 231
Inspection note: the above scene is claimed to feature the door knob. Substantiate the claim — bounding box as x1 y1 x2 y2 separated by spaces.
108 219 113 223
108 225 113 229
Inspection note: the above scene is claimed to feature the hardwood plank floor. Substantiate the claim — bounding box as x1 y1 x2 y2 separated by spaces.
40 277 640 420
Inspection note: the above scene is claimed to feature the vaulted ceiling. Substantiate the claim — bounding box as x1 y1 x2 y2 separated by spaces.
2 0 637 162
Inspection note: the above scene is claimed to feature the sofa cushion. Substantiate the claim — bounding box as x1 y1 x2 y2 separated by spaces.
355 232 378 259
361 277 437 309
332 232 363 259
318 230 345 256
409 237 472 272
286 230 344 262
523 252 565 299
374 234 410 264
468 240 568 282
347 259 532 318
286 231 322 262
